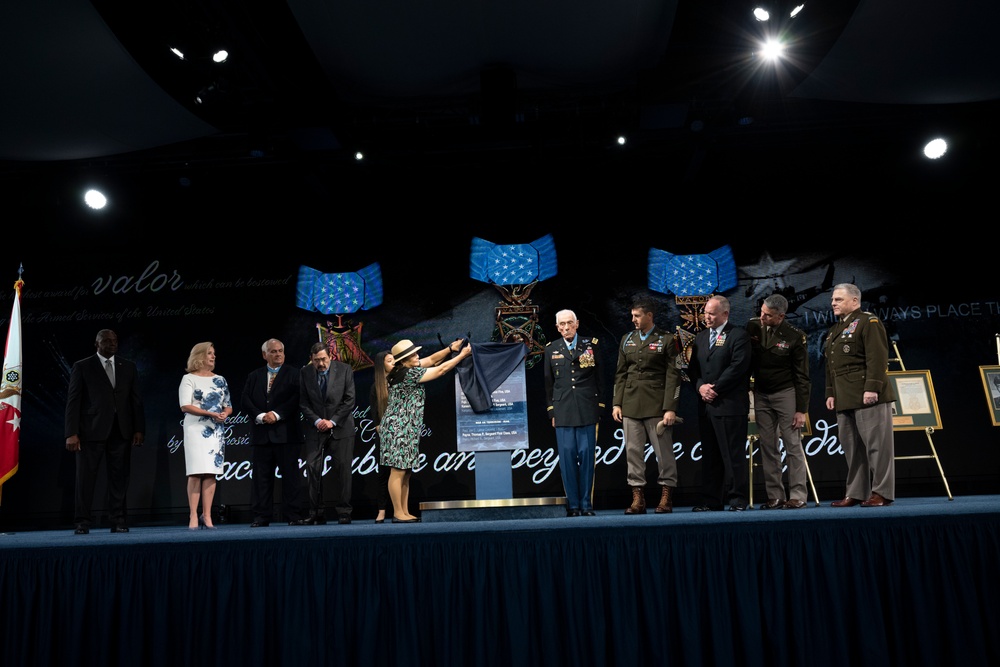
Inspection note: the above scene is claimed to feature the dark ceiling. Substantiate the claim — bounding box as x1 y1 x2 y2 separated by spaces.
2 0 999 240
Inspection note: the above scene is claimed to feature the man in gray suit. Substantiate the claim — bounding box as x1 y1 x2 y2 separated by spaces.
299 342 356 524
65 329 145 534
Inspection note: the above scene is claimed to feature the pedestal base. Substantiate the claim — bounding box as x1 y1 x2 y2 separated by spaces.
419 496 566 523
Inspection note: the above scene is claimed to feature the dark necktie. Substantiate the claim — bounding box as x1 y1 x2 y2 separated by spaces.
319 372 328 396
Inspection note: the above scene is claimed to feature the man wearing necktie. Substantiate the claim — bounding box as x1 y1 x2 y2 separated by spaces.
64 329 145 534
299 342 356 524
544 309 607 517
824 283 895 507
747 293 811 510
688 295 752 511
242 338 306 526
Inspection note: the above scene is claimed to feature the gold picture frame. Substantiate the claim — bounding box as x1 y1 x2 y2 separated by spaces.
887 370 943 431
978 365 1000 426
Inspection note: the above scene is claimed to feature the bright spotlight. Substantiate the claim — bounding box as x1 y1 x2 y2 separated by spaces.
84 189 107 210
790 4 805 18
760 40 785 60
212 50 228 64
355 152 364 161
617 135 627 146
753 7 770 21
923 138 948 159
169 46 185 60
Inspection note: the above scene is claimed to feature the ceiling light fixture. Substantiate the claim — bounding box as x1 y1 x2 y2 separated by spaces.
923 138 948 159
84 189 107 210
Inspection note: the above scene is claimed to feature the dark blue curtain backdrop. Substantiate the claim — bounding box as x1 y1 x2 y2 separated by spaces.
1 236 997 529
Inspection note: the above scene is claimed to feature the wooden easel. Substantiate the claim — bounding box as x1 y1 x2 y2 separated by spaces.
889 341 953 500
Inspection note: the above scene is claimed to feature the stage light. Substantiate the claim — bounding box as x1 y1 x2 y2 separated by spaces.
212 50 229 64
355 152 364 161
760 39 785 61
83 189 107 210
789 4 805 18
169 46 184 60
923 138 948 159
617 135 627 146
753 7 770 22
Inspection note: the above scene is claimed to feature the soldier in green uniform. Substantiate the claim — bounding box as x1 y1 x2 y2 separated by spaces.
612 298 682 514
824 283 895 507
747 293 811 510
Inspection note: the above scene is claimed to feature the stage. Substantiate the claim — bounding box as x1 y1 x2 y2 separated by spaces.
2 496 998 667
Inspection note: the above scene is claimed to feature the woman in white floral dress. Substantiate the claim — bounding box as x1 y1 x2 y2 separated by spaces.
179 342 232 530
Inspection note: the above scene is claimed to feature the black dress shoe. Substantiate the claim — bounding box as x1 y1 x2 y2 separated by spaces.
288 518 311 526
338 515 352 525
250 520 270 528
728 502 747 512
391 517 419 523
566 509 581 517
582 510 596 516
110 525 129 533
74 525 89 535
692 505 722 512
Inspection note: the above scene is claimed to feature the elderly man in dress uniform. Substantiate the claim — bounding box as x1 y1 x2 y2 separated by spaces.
544 309 607 517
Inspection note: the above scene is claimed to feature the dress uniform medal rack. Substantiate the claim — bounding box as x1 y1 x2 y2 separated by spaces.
746 378 821 508
887 340 953 500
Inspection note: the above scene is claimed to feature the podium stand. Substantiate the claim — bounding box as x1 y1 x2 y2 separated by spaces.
419 353 564 522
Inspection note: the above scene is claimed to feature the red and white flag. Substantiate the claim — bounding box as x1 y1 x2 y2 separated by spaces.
0 277 23 503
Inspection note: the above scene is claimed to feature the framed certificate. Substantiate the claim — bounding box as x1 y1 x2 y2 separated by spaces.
887 370 942 431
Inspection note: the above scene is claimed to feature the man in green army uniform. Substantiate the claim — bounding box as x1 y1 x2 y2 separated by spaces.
824 283 895 507
748 293 811 509
612 298 682 514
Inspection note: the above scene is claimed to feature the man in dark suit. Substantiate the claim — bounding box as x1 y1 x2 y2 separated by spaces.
688 295 752 511
544 309 606 517
747 293 811 510
64 329 145 534
242 338 306 526
611 298 683 515
299 341 356 524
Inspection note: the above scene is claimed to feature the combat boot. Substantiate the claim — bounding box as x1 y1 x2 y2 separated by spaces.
624 486 646 515
655 486 673 514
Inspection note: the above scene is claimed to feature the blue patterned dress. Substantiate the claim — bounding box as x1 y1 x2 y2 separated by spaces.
179 373 232 475
379 366 428 469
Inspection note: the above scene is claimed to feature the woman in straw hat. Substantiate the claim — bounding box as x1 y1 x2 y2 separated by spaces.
380 337 471 523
